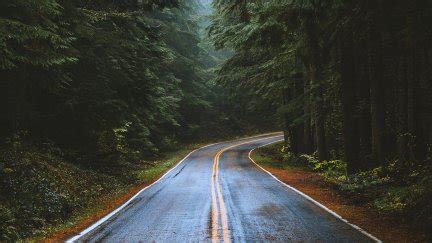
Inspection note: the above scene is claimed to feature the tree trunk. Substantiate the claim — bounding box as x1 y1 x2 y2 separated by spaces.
408 45 427 161
369 30 386 166
282 88 290 148
302 76 313 154
310 65 327 161
398 49 410 161
283 85 303 156
315 91 327 161
310 60 327 161
356 40 372 164
341 32 360 174
306 24 328 162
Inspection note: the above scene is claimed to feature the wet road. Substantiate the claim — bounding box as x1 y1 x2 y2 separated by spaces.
69 133 378 242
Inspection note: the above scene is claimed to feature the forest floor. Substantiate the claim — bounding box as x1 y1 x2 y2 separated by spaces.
251 143 427 243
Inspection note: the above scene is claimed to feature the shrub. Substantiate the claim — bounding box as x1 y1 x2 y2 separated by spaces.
300 154 347 180
0 134 127 240
0 205 18 241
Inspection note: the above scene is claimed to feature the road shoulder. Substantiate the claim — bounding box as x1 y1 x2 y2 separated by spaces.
250 142 426 243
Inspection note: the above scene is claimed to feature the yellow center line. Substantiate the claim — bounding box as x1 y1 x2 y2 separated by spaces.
210 135 282 242
211 154 219 243
215 149 230 243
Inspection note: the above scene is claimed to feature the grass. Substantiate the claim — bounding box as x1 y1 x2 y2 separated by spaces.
136 144 199 181
251 142 309 171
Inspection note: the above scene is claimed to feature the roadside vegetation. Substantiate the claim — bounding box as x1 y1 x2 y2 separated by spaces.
0 132 209 240
252 142 430 241
211 1 432 241
0 0 274 240
1 0 431 241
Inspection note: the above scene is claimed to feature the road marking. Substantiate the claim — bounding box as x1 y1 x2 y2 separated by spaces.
213 149 230 243
211 155 219 243
210 134 283 243
66 133 281 242
248 140 382 243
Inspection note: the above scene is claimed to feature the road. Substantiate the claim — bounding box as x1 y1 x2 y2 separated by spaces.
69 133 378 242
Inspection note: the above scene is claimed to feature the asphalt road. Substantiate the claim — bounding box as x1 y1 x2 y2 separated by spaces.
69 133 378 242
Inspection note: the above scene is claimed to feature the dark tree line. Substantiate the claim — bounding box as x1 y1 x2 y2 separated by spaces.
1 0 432 240
0 0 239 239
210 0 432 173
0 0 227 164
210 0 432 237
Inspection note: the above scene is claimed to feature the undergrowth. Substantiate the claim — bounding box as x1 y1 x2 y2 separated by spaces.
256 142 432 239
0 133 200 241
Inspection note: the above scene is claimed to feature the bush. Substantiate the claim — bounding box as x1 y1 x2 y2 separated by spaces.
299 150 432 228
313 160 346 179
336 167 391 195
0 205 18 241
300 154 347 180
374 167 432 232
268 141 432 239
0 133 127 240
304 152 432 237
0 146 74 238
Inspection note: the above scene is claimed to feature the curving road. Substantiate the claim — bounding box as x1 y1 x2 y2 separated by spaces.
68 133 378 242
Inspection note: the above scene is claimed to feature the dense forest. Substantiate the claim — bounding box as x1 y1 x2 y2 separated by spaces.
1 0 431 241
0 0 241 239
210 0 432 239
1 0 223 158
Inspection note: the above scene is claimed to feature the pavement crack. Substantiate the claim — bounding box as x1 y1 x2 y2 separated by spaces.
172 164 187 178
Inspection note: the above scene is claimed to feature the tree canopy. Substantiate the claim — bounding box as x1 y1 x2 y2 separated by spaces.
1 0 432 240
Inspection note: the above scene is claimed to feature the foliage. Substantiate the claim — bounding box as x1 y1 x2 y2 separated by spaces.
209 0 432 165
0 135 125 239
313 159 347 180
0 132 205 240
0 0 227 160
0 0 241 240
259 142 432 239
210 0 432 236
1 0 431 240
0 0 76 70
312 156 432 236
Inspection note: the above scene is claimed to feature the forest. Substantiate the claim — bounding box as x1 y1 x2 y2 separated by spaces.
209 0 432 239
1 0 431 241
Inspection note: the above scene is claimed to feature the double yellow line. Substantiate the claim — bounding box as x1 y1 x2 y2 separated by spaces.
210 134 282 243
211 146 231 243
